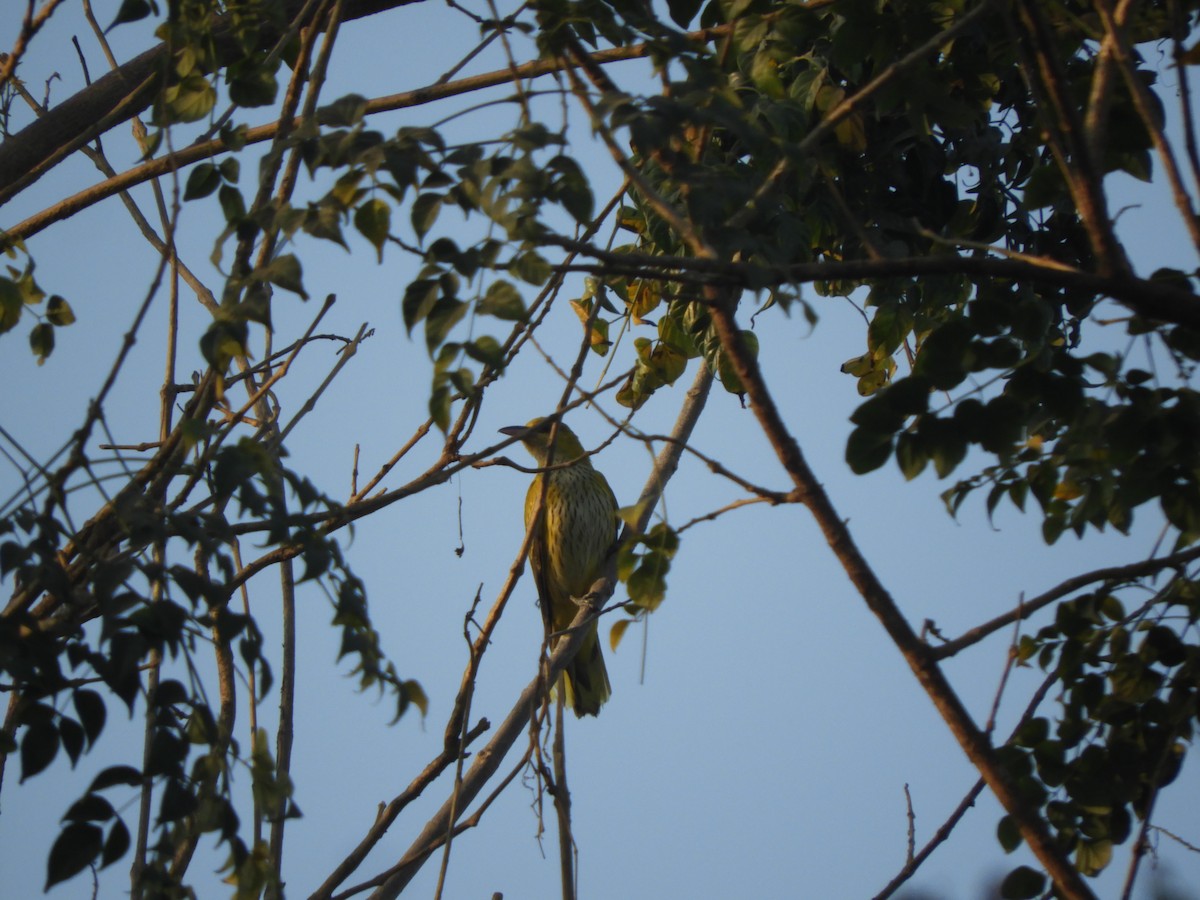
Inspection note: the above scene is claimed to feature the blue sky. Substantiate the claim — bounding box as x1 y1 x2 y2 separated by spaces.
1 3 1199 898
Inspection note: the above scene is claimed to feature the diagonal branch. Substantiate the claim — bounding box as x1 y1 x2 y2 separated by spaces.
930 545 1200 660
704 295 1096 900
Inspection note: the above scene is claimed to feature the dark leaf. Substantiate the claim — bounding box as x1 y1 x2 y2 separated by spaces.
846 426 893 474
479 280 526 321
402 278 440 333
89 765 143 792
667 0 703 27
64 794 115 823
29 321 54 364
184 163 221 201
45 294 75 326
255 254 308 299
411 193 443 239
228 66 278 108
355 198 391 262
999 865 1045 899
20 719 59 781
996 814 1022 853
45 823 102 889
318 93 369 127
59 717 85 766
107 0 154 29
73 690 106 748
101 819 130 869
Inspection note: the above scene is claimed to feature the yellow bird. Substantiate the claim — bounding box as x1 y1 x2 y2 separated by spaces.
500 418 617 716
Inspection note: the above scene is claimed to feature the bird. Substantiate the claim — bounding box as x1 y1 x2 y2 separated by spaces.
500 417 617 717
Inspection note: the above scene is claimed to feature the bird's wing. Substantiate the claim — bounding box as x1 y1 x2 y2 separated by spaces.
524 475 557 634
595 469 620 541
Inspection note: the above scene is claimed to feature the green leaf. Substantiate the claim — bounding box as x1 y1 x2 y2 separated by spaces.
184 163 221 201
464 335 504 368
930 429 967 479
199 318 249 372
424 297 467 356
354 198 391 262
479 280 527 321
648 342 687 386
999 865 1045 899
162 73 216 124
894 432 927 480
0 277 22 332
256 254 308 299
627 558 668 611
1014 716 1049 746
402 680 428 718
659 313 698 357
996 815 1022 853
643 523 680 557
913 319 972 390
429 383 451 432
46 295 75 326
609 618 633 651
1076 838 1113 876
402 278 440 333
846 426 893 474
548 155 594 222
228 66 278 108
319 94 369 127
59 717 85 765
411 193 443 240
45 822 103 889
29 321 54 364
868 301 913 357
218 184 246 223
509 250 551 285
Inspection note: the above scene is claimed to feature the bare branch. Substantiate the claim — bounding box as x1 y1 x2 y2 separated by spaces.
931 546 1200 661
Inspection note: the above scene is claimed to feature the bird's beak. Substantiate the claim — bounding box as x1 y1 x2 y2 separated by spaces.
498 426 527 437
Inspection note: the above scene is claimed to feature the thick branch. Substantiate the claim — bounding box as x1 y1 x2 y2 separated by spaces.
544 236 1200 331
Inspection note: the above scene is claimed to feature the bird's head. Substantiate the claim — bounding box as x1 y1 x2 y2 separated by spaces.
499 417 588 466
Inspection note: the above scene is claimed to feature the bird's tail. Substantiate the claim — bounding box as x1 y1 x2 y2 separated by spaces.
561 623 611 717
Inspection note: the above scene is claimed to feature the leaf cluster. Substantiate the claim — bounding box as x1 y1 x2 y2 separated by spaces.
995 581 1200 892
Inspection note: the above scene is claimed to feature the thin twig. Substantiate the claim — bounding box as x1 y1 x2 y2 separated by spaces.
931 546 1200 660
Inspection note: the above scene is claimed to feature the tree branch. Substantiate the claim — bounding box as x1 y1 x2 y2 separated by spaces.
930 545 1200 661
544 236 1200 331
705 296 1096 900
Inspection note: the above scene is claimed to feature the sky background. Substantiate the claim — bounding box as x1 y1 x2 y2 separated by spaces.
2 2 1199 898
